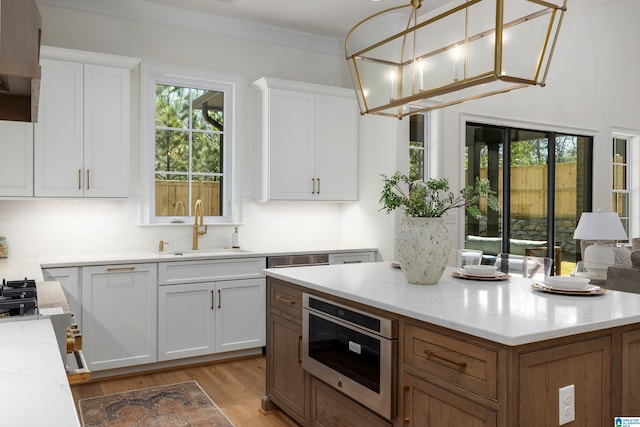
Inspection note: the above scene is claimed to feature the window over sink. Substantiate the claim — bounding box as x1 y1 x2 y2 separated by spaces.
141 63 243 224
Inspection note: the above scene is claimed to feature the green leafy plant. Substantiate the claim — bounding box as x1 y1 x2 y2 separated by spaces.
379 171 499 218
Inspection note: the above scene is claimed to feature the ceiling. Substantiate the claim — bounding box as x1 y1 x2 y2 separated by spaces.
140 0 449 39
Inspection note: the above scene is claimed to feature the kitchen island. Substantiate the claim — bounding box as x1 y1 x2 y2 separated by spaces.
263 262 640 426
0 319 81 427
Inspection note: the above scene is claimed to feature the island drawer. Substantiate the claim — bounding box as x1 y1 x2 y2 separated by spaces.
404 323 498 400
310 377 391 427
269 279 302 322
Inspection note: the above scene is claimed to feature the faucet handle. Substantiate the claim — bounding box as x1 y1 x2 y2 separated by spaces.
159 240 169 251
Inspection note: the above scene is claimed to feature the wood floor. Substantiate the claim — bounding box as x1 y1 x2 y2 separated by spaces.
71 356 298 427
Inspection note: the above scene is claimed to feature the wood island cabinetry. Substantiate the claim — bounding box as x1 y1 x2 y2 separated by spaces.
265 275 640 427
266 278 309 425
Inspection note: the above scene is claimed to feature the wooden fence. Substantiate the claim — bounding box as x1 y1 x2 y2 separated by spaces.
155 180 220 216
477 162 578 219
155 163 583 219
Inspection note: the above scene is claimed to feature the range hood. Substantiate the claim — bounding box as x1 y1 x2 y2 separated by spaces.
0 0 41 123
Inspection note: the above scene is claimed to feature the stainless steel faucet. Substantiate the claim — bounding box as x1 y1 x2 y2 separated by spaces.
192 199 208 250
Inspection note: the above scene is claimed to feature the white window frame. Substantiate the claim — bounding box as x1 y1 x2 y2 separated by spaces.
140 62 244 225
612 129 639 239
409 112 431 181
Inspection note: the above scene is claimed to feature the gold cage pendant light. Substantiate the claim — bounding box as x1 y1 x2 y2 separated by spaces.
345 0 568 119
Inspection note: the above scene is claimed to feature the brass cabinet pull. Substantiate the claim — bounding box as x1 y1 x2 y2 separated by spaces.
332 416 346 427
218 289 221 309
298 335 302 364
77 169 81 189
317 177 320 194
211 290 214 310
106 266 135 272
402 385 410 425
86 169 90 189
343 260 363 264
311 177 316 194
424 349 467 370
276 295 296 305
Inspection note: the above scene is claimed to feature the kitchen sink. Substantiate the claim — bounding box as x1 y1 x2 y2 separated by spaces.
155 248 252 257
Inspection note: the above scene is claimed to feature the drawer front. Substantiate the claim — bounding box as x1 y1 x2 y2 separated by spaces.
404 323 498 399
158 257 266 285
269 279 302 322
311 377 391 427
329 251 375 264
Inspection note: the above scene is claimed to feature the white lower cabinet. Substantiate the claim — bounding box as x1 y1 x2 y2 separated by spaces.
81 263 157 371
158 278 265 361
215 278 266 353
42 267 81 327
158 282 216 360
157 258 267 362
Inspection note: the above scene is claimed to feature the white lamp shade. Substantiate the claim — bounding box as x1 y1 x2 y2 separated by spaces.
573 211 628 241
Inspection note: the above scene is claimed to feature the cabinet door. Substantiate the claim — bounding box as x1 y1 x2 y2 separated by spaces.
519 336 611 427
0 121 33 197
83 64 130 197
402 373 497 427
311 377 391 427
267 89 315 200
314 94 358 201
620 329 640 415
158 282 215 361
42 267 81 327
34 58 84 197
215 278 265 352
268 313 307 425
82 263 157 371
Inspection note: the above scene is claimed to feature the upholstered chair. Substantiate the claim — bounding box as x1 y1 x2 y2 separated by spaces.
606 252 640 294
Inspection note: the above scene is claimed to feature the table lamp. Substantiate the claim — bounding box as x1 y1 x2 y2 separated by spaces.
573 211 628 278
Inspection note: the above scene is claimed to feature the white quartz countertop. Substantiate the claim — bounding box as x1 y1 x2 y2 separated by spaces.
0 319 81 426
265 262 640 346
0 245 377 281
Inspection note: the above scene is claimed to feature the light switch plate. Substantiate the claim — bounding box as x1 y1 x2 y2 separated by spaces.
559 384 575 425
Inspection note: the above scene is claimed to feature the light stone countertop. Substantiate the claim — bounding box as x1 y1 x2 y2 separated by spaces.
0 245 378 281
0 319 81 427
264 262 640 346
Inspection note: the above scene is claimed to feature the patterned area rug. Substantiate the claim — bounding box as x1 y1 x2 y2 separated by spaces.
79 381 235 427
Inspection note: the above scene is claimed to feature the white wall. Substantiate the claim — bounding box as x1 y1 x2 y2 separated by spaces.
0 0 638 262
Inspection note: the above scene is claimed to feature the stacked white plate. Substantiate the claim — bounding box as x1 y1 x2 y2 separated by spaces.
544 276 591 290
461 265 500 277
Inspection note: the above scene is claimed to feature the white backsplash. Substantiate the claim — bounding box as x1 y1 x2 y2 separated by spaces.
0 198 353 258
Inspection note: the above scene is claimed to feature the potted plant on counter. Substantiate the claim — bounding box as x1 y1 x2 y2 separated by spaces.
380 171 499 285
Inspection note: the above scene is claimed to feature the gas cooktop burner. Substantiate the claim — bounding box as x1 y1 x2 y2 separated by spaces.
3 278 36 288
0 278 38 316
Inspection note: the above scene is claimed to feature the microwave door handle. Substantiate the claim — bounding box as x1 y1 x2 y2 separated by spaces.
298 335 302 364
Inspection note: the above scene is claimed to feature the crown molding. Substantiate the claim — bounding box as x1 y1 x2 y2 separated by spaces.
36 0 342 56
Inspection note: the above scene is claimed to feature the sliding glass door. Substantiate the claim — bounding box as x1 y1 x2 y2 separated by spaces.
465 122 593 274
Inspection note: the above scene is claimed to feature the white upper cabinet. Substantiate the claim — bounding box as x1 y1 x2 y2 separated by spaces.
34 53 133 197
252 77 359 201
0 121 33 197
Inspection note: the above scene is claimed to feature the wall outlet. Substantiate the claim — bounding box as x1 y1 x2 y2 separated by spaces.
559 384 575 425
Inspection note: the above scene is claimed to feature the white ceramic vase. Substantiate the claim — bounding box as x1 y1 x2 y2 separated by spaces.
396 217 451 285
